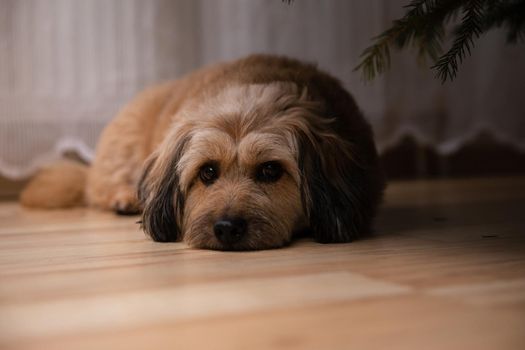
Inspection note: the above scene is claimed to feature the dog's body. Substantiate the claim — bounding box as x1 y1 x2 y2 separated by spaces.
21 55 385 250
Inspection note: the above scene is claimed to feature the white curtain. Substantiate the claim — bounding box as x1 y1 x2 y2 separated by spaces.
1 0 524 179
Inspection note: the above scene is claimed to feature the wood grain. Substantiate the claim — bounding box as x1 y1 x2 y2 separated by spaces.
1 177 524 350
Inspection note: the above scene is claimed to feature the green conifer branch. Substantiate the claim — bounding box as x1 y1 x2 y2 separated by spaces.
432 0 484 81
355 0 525 83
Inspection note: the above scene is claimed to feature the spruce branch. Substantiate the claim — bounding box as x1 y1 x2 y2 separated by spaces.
355 0 462 81
355 0 525 83
432 0 484 81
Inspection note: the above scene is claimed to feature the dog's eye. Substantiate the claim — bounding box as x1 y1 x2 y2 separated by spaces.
199 163 219 185
256 161 283 183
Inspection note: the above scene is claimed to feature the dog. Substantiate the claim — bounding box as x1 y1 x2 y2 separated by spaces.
21 55 385 250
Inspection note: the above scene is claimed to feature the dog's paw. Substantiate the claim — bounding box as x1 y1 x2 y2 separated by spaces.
110 188 141 215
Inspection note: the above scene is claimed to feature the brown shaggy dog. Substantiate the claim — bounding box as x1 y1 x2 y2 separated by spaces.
21 55 385 250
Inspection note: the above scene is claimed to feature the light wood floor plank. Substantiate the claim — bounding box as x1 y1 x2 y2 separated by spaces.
1 176 524 349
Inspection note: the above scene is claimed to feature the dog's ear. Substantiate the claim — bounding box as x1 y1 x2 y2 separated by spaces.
137 132 190 242
298 125 384 243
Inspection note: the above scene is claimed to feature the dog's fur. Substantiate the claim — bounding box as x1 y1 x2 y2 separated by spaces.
21 55 385 250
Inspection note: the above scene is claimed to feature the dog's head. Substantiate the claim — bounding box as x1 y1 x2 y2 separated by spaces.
138 82 383 250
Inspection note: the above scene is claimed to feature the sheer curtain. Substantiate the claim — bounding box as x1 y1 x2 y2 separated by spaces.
1 0 524 179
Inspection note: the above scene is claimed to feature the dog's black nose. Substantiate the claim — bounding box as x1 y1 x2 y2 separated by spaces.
214 218 247 245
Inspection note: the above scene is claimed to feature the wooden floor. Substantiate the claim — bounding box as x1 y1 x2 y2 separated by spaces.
1 177 524 350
